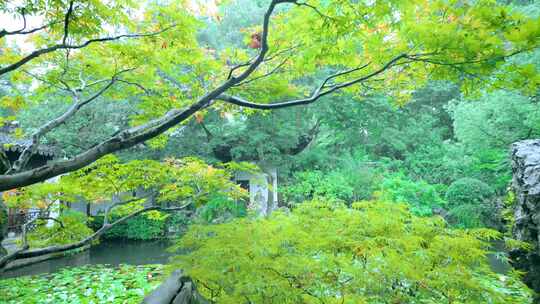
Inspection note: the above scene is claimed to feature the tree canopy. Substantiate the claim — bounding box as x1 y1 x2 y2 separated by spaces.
1 0 539 190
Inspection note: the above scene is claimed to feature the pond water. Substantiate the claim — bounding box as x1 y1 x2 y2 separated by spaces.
0 239 173 279
1 238 511 280
487 240 512 275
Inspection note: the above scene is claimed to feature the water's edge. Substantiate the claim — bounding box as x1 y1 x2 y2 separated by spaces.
1 239 173 279
1 239 511 280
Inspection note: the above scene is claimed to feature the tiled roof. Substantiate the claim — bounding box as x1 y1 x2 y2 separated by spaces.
0 132 57 158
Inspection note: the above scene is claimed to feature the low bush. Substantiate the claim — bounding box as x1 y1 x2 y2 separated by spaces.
196 194 247 224
445 177 496 228
378 173 446 216
283 166 380 205
171 200 533 303
90 212 167 240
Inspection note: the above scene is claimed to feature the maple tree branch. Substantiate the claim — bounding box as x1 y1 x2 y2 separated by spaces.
0 0 284 190
217 54 406 110
103 195 152 225
8 68 135 173
62 1 75 45
0 201 191 271
403 47 537 67
116 79 153 95
21 70 70 91
21 216 65 248
0 25 176 77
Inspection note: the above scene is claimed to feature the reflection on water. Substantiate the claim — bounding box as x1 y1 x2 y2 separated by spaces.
1 239 173 279
487 240 512 275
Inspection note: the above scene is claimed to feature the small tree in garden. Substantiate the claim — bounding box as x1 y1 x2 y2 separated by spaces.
0 156 252 269
171 200 533 303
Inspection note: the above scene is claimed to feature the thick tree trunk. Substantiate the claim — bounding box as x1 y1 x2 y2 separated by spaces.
510 139 540 294
142 270 209 304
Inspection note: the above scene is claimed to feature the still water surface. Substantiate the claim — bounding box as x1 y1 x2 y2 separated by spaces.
1 239 173 279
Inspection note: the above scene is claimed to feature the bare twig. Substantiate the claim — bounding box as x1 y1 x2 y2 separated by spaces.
234 54 292 86
289 0 336 21
227 44 302 80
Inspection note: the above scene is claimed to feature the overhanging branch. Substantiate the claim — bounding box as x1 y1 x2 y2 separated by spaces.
0 25 176 76
8 68 136 173
0 9 62 39
0 198 191 270
217 54 406 110
0 0 283 191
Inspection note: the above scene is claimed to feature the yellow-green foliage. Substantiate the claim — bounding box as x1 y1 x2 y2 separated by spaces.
4 156 250 247
25 211 94 248
171 201 533 304
4 155 249 212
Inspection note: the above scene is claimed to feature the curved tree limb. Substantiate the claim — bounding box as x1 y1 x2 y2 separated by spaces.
8 68 136 174
0 0 282 191
0 198 192 271
216 54 407 110
0 25 176 77
0 8 62 39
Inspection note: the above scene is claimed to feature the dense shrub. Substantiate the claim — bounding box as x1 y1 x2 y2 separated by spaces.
445 178 495 206
378 173 446 216
283 170 353 203
171 201 532 303
90 212 167 240
283 166 380 204
445 178 495 228
196 194 247 224
166 211 191 234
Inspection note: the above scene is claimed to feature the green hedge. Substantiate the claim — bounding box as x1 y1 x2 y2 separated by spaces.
445 178 495 228
90 214 166 240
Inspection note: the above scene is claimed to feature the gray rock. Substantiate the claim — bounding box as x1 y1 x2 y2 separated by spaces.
142 270 209 304
510 139 540 294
